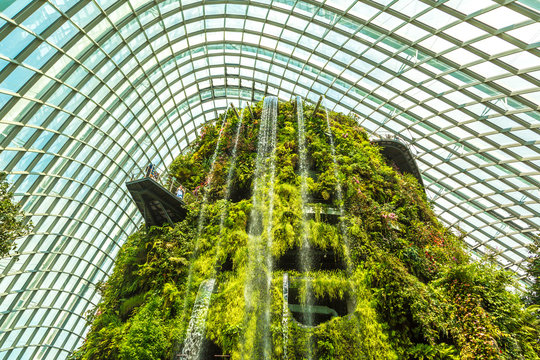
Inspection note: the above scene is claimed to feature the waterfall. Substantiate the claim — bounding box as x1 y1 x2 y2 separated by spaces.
296 96 314 359
175 108 230 357
181 279 216 360
262 97 278 360
323 101 367 339
196 109 230 236
210 109 245 277
242 97 278 359
323 102 352 265
282 273 289 359
182 110 245 359
218 111 244 233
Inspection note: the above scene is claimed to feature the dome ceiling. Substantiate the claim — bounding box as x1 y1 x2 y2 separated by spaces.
0 0 538 358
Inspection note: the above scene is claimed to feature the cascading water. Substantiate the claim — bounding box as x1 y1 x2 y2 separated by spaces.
175 108 230 357
296 96 314 359
242 97 278 360
210 109 245 277
282 272 289 359
196 109 230 236
181 279 216 360
79 98 532 360
262 97 278 360
323 101 352 265
182 110 246 359
217 111 244 238
322 100 371 340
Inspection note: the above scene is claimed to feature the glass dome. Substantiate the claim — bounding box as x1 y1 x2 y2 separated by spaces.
0 0 538 358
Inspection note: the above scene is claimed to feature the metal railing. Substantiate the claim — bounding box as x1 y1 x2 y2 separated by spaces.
129 164 185 195
374 131 405 143
373 131 419 158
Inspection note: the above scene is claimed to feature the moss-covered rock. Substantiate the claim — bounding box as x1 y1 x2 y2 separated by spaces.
71 99 540 360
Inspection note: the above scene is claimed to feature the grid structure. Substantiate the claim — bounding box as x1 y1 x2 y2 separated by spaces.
0 0 538 358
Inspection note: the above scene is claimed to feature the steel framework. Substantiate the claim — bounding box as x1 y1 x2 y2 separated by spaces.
0 0 538 358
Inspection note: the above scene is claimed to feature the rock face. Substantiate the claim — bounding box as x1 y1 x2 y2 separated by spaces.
72 98 539 360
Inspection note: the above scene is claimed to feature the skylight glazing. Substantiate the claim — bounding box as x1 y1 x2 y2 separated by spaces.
0 0 538 358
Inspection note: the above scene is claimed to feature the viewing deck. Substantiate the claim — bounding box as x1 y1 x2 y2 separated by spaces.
126 169 187 227
372 134 424 188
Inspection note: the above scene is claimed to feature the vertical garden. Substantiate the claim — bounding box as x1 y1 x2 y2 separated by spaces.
71 98 539 360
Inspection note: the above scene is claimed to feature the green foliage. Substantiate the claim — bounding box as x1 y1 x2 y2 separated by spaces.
73 99 539 360
119 293 146 320
407 342 459 360
118 296 171 360
524 236 540 305
0 172 31 257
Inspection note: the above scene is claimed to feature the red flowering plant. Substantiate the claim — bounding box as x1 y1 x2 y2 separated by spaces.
432 264 508 359
450 283 502 359
381 207 400 232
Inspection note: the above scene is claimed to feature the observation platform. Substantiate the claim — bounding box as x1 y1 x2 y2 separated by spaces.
126 175 187 227
372 135 424 188
305 205 340 224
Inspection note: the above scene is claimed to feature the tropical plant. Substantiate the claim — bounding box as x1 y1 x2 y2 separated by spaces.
71 100 540 360
0 172 31 257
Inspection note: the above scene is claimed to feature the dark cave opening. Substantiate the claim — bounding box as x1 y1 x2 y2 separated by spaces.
198 338 228 359
287 281 353 326
219 255 233 272
274 246 345 272
229 180 251 203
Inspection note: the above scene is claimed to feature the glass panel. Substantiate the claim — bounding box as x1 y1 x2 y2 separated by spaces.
21 3 60 35
0 2 538 357
1 28 34 59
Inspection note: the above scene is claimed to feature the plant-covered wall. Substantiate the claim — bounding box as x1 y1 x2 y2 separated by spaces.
70 98 539 360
